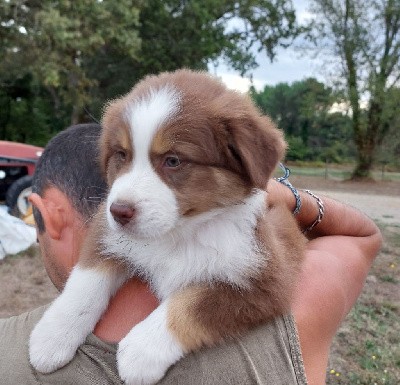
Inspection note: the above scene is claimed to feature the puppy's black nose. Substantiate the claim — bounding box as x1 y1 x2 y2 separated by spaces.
110 202 135 226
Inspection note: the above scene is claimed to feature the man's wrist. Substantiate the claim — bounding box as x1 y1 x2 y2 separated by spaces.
267 179 297 213
268 175 325 236
300 190 325 234
272 164 301 215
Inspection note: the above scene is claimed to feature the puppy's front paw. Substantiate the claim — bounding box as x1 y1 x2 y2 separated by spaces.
117 339 167 385
29 316 78 373
117 305 184 385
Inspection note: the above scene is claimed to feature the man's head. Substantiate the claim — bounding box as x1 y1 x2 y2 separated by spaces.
32 123 107 232
30 123 107 289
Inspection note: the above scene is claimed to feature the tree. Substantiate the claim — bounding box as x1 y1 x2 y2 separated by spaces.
1 0 302 143
135 0 301 76
250 78 353 161
376 86 400 167
307 0 400 178
85 0 304 117
0 0 141 126
0 75 57 145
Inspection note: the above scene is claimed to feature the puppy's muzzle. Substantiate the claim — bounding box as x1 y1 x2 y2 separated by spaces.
110 202 136 226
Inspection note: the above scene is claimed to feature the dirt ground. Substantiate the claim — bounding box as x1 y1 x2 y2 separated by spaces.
0 175 399 383
0 246 58 318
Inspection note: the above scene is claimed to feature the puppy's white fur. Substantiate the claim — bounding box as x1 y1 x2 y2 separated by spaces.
29 266 126 373
117 301 184 385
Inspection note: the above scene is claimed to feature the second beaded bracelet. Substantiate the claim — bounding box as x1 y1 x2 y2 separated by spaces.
301 189 325 233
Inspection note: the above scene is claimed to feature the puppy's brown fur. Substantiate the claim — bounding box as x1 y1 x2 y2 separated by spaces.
96 69 306 352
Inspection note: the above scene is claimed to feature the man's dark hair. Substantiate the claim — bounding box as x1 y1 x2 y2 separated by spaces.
32 123 108 233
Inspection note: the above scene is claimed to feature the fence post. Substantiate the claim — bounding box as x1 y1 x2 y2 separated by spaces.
380 161 389 181
325 158 328 180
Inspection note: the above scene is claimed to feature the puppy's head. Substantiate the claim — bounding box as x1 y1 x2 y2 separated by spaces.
100 70 286 239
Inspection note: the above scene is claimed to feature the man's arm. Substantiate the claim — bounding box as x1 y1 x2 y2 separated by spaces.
267 179 382 385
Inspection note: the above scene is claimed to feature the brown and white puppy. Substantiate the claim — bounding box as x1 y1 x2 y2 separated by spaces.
29 70 306 385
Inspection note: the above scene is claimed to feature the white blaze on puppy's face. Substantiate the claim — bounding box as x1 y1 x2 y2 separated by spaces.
106 86 181 238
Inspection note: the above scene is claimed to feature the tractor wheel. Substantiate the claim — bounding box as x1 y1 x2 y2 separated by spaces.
6 175 33 218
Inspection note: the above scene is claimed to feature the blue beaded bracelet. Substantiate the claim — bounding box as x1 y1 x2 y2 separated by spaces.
274 163 302 215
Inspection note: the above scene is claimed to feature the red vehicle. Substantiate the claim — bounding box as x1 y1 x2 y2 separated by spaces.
0 140 43 217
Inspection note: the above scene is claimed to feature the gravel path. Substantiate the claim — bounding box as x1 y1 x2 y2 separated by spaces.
315 190 400 226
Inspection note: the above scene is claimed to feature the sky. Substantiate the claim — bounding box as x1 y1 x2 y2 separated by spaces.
213 0 322 92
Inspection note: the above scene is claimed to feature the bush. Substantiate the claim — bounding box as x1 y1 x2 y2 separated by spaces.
286 136 311 161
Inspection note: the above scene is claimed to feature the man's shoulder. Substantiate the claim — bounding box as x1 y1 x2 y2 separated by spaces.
160 315 307 385
0 306 49 385
0 305 124 385
0 309 306 385
0 305 48 338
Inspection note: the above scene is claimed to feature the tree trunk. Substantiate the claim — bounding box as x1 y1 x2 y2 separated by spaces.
71 105 80 126
352 100 383 179
0 97 11 140
352 147 374 179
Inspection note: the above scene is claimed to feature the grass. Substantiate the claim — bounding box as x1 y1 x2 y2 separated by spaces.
326 224 400 384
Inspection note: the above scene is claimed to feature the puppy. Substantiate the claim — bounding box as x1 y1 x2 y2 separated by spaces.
30 69 306 385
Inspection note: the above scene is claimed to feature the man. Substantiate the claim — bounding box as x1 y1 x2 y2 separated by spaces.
0 123 382 385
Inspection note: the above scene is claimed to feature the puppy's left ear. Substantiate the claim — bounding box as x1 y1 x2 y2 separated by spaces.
228 114 287 190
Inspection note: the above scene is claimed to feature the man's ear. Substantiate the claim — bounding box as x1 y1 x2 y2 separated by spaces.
29 191 66 240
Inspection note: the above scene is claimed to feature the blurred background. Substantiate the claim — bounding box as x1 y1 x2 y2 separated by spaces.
0 1 399 384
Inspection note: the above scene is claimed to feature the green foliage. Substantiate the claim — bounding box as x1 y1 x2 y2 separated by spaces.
0 75 60 144
133 0 301 76
250 78 354 162
286 135 311 161
1 0 142 131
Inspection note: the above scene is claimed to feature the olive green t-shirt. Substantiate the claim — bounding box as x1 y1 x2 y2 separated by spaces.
0 306 307 384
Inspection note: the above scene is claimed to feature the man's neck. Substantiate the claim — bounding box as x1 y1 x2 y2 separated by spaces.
93 278 159 343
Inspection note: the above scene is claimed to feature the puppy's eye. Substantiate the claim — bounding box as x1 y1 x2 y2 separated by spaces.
164 155 181 168
116 150 127 161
